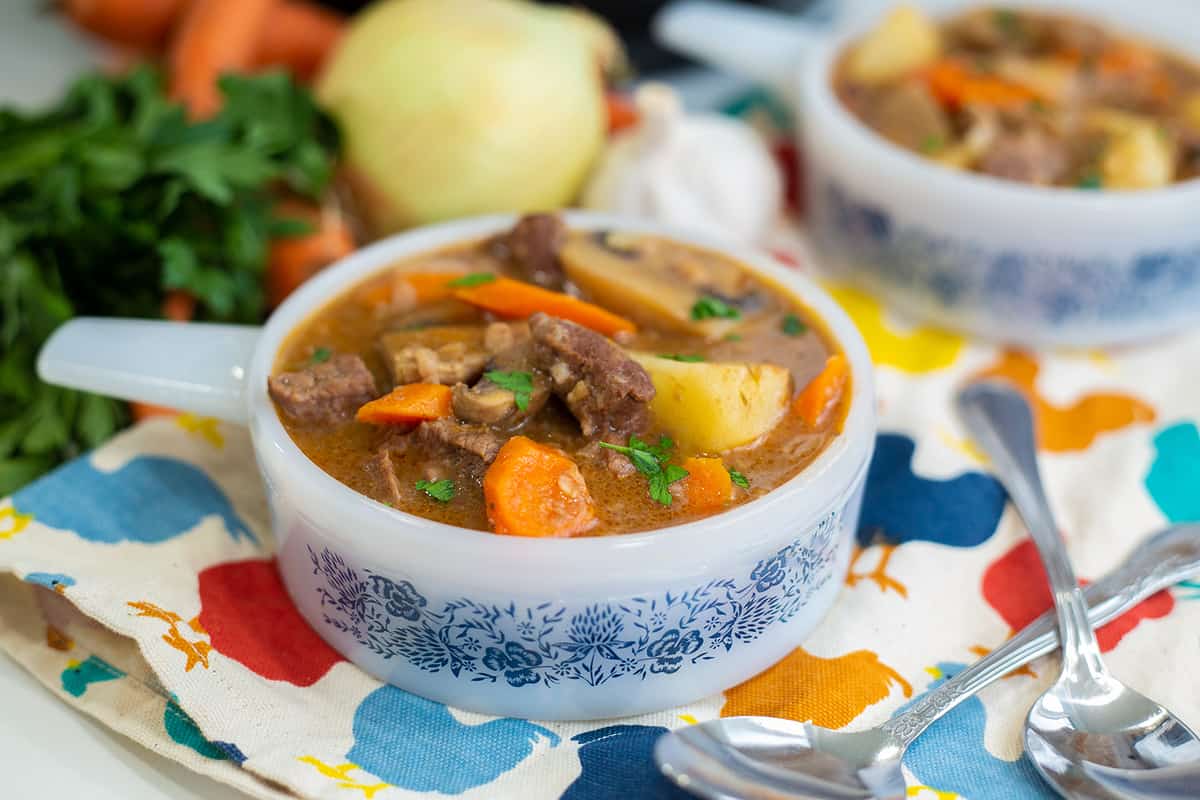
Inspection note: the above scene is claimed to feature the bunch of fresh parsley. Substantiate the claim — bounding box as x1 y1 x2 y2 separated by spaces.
0 67 339 494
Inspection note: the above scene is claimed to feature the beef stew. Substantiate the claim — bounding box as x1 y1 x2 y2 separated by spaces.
269 215 849 537
835 5 1200 188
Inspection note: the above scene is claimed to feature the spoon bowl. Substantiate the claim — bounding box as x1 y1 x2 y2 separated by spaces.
958 381 1200 799
654 522 1200 800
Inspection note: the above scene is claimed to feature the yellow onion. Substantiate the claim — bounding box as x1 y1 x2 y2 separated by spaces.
318 0 614 234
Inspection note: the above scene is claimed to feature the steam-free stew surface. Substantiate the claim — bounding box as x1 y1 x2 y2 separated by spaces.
835 6 1200 188
270 217 847 536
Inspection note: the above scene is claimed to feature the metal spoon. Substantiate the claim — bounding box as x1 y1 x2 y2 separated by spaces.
654 521 1200 800
958 381 1200 799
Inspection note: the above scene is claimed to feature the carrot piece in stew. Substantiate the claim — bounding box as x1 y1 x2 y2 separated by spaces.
484 436 597 537
924 59 1038 108
357 272 472 308
356 384 453 425
454 277 637 337
793 354 849 429
680 457 733 513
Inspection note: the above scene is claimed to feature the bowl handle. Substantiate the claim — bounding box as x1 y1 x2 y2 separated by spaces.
37 318 261 424
653 0 824 94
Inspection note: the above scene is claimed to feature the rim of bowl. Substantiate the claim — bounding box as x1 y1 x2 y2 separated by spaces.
248 212 876 570
800 1 1200 213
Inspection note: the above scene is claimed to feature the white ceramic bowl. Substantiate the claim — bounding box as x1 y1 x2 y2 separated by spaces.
658 0 1200 346
37 212 875 720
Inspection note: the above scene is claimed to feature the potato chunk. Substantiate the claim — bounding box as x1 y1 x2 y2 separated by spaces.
631 354 791 454
846 5 941 86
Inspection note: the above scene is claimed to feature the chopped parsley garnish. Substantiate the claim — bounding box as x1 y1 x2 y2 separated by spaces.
415 479 455 502
724 333 743 342
308 346 332 364
447 272 496 288
691 295 741 321
781 314 807 336
484 370 534 410
919 135 945 154
599 435 689 506
659 353 705 362
1077 172 1103 190
728 468 750 489
993 9 1021 37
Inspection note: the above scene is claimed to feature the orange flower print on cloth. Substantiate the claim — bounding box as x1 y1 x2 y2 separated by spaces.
128 601 212 671
722 647 912 729
972 351 1156 452
982 540 1175 651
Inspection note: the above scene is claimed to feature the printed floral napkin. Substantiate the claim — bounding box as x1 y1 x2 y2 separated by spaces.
2 250 1199 799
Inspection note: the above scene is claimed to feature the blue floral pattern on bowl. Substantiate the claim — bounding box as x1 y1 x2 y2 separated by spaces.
308 508 841 689
812 182 1200 338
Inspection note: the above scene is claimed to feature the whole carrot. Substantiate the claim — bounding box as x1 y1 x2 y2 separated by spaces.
168 0 276 119
60 0 185 50
255 2 345 81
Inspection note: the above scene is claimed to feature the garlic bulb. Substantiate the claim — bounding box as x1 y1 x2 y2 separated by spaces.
582 83 783 245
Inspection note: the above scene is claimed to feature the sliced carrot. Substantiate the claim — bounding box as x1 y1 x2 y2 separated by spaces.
162 289 196 322
130 402 178 421
168 0 276 119
925 59 1037 108
356 384 452 425
267 199 355 308
680 457 733 513
484 436 597 538
356 271 471 309
254 1 345 81
605 92 639 133
454 277 636 337
793 354 849 429
61 0 185 50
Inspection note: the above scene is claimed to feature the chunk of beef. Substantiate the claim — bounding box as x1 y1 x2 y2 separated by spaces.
528 312 655 439
496 214 567 289
978 127 1070 184
268 354 376 424
484 321 530 356
373 447 404 506
415 417 504 465
578 439 638 478
378 326 489 386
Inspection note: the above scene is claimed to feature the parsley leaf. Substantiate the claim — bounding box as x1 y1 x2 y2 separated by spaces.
1077 172 1103 190
309 347 332 364
919 135 945 154
781 314 807 336
484 370 534 411
415 479 455 502
447 272 496 288
728 468 750 489
600 435 688 506
691 295 741 321
724 333 743 342
659 353 705 362
649 464 690 506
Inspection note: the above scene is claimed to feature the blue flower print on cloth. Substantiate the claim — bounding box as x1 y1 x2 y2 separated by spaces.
1144 422 1200 522
560 726 689 800
309 508 842 688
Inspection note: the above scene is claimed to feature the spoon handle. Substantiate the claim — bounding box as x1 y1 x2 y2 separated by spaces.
881 523 1200 747
957 381 1107 679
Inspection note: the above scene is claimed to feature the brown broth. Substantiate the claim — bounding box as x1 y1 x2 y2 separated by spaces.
272 231 848 536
